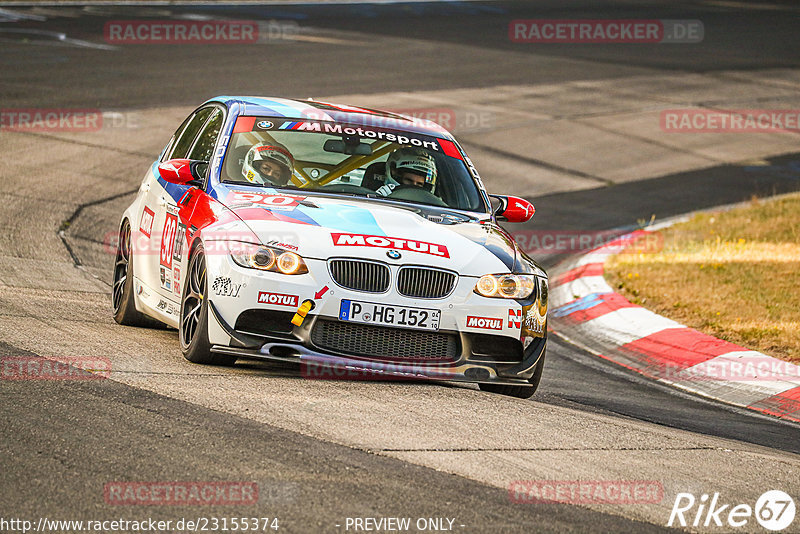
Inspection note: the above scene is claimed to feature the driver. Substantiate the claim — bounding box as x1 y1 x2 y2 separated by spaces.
242 143 294 186
376 147 437 196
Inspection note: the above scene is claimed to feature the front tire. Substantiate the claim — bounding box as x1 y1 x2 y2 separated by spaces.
180 245 235 366
113 220 163 328
479 351 546 399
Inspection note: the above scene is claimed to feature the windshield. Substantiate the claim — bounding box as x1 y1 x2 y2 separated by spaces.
220 116 486 212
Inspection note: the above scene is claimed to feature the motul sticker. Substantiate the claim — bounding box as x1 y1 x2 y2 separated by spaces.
140 207 155 238
331 233 449 258
466 316 503 330
258 291 299 307
508 309 522 329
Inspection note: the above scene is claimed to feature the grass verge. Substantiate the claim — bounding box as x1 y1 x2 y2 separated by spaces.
606 193 800 363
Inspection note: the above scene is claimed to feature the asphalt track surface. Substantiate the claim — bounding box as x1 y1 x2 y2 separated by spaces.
2 1 800 532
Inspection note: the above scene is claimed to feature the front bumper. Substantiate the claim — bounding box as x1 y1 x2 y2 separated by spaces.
208 301 546 386
205 254 547 386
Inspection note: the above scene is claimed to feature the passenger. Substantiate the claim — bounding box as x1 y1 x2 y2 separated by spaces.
376 147 437 196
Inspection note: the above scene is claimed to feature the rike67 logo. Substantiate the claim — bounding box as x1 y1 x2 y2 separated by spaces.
668 490 796 531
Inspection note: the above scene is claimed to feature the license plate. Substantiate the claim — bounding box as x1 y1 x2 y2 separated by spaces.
339 300 440 331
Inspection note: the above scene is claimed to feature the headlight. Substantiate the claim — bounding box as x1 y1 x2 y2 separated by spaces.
230 243 308 275
276 250 303 274
475 274 537 299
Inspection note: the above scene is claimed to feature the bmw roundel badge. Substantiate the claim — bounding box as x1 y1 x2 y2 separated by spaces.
256 120 273 129
387 250 401 260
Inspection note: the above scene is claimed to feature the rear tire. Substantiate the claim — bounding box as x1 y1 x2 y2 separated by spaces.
113 220 163 328
180 245 235 366
479 351 546 399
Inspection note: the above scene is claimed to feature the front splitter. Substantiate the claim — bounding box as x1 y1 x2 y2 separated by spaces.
210 343 536 387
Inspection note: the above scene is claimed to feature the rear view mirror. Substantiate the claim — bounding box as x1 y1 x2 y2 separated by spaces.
491 195 535 223
158 159 205 186
324 137 372 155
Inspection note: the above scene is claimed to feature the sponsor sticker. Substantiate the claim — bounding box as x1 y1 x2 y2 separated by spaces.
212 276 242 298
172 223 186 262
522 305 545 337
258 291 299 307
140 207 155 238
159 266 172 292
228 192 307 211
173 267 181 296
276 121 441 150
466 316 503 330
266 240 299 251
508 309 522 329
156 298 179 317
331 233 449 258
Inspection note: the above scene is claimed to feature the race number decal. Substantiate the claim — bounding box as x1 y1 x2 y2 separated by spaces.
160 213 178 269
229 192 306 211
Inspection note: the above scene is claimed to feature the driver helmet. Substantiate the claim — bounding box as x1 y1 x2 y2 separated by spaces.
242 143 294 186
385 147 437 192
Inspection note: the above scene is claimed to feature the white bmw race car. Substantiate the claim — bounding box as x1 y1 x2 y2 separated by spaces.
113 97 548 397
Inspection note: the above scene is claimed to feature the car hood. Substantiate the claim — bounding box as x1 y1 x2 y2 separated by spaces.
217 193 522 277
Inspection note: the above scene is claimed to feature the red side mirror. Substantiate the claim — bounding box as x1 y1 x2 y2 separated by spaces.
493 195 535 223
158 159 204 185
